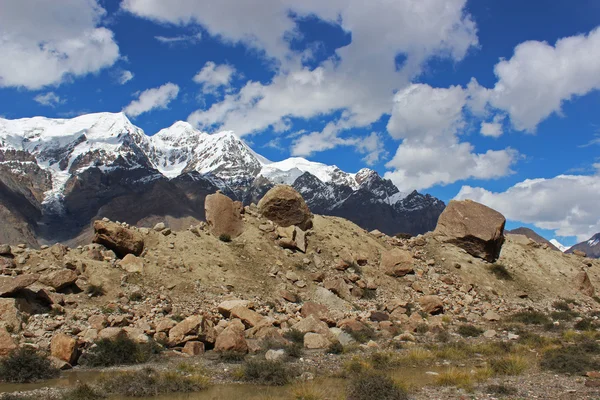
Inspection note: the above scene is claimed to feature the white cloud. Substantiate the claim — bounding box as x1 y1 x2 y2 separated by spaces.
0 0 119 90
124 0 478 161
480 115 505 138
472 27 600 132
118 70 134 85
34 92 64 107
155 32 202 45
193 62 236 93
122 83 180 117
456 173 600 242
383 84 517 191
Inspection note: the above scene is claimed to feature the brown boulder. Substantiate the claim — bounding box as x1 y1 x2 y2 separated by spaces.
276 226 308 253
291 315 330 335
230 306 265 328
0 256 16 270
257 185 313 230
0 298 22 332
40 270 78 290
204 192 244 238
214 325 248 353
575 271 596 297
434 199 506 262
419 295 444 315
0 327 16 356
301 302 334 325
168 316 203 346
0 274 39 296
304 332 330 349
119 254 144 274
93 220 144 258
183 341 205 356
0 244 12 256
324 278 351 300
50 333 78 364
380 249 414 277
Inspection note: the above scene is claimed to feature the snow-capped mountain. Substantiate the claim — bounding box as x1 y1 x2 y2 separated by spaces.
0 112 445 245
550 239 570 253
567 233 600 258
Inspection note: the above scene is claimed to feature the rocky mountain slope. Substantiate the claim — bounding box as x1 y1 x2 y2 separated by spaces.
0 112 444 246
507 227 559 251
568 233 600 258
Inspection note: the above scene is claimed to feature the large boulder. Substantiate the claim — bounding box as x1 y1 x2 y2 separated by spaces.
93 220 144 258
119 254 144 274
50 333 78 364
40 270 78 291
0 274 39 297
380 249 414 277
0 299 21 332
204 192 244 239
419 295 444 315
575 271 596 297
0 327 16 356
214 325 248 353
168 315 203 346
257 185 313 231
434 199 506 262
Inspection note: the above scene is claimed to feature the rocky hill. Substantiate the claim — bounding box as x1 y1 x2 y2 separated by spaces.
1 190 600 399
568 233 600 258
0 112 444 247
506 227 559 251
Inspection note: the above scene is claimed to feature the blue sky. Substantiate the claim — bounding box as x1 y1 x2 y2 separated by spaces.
1 0 599 246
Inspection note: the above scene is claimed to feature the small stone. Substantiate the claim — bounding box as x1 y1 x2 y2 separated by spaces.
265 349 286 361
483 330 497 338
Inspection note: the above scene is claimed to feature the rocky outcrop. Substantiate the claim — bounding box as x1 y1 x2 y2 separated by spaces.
0 274 39 296
434 200 506 262
204 192 244 238
214 325 248 353
0 327 16 356
575 271 596 297
50 333 78 364
257 185 313 231
93 220 144 258
40 270 78 291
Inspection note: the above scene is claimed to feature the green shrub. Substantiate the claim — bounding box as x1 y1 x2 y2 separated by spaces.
0 347 59 383
61 383 106 400
346 372 408 400
241 360 294 386
327 341 344 354
219 351 246 363
345 325 377 344
457 324 483 337
85 284 106 298
490 355 528 375
435 330 451 343
362 288 377 300
550 311 577 321
510 310 551 325
99 368 207 397
81 336 160 367
489 264 513 280
219 234 231 242
552 300 571 312
284 329 305 344
284 343 303 359
540 346 600 374
574 318 595 331
369 352 396 370
415 323 429 334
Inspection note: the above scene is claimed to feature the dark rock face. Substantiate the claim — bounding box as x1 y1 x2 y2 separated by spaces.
567 233 600 259
434 199 506 262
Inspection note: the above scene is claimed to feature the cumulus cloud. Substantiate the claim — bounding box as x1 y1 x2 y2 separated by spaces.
122 83 180 117
123 0 478 162
471 27 600 132
193 62 236 94
383 84 517 191
34 92 64 107
118 70 134 85
155 32 202 45
456 173 600 242
480 115 505 138
0 0 119 90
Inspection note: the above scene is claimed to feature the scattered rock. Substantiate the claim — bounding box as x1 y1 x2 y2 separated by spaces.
153 222 166 232
0 327 17 356
304 332 330 349
214 325 248 353
434 199 506 262
483 311 501 321
119 254 144 274
218 300 251 317
168 315 203 346
230 306 264 328
265 349 286 361
575 271 596 297
258 185 313 231
380 249 414 277
40 270 78 291
0 274 39 296
182 341 205 356
419 295 444 315
0 244 12 256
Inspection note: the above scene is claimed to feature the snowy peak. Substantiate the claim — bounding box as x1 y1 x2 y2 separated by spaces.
550 239 569 252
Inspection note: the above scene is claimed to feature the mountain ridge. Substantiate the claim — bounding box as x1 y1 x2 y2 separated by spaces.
0 112 445 245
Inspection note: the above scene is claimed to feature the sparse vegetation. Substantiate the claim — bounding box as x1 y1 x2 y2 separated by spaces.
369 352 397 370
0 347 59 383
457 324 483 337
509 310 551 325
284 342 303 358
574 318 595 331
327 341 344 354
219 351 246 363
415 323 429 334
241 359 294 386
486 384 518 396
219 233 232 242
86 283 106 298
434 368 474 390
540 345 600 374
284 329 305 344
344 325 377 344
61 384 106 400
346 372 409 400
81 336 160 367
98 367 208 396
489 263 513 280
490 355 528 375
